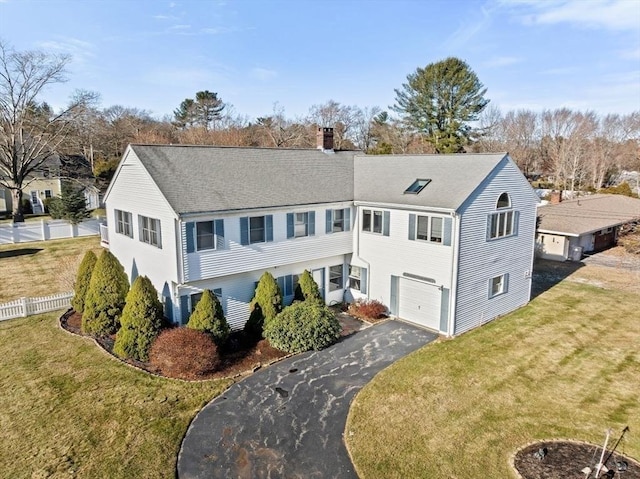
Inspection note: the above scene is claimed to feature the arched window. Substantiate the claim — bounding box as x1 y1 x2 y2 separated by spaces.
496 192 511 209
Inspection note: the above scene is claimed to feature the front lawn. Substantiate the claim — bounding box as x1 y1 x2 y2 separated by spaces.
346 273 640 477
0 313 230 478
0 236 101 302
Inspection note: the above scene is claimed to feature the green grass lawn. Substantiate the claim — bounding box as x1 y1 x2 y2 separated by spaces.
0 236 102 302
346 280 640 478
0 312 231 478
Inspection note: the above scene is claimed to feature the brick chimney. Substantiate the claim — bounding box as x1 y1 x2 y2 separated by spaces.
549 190 562 204
316 127 334 151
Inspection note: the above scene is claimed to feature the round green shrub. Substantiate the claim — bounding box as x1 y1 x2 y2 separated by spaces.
71 250 97 313
245 272 283 338
264 301 341 353
113 276 164 361
82 250 129 335
187 289 230 346
293 269 323 304
149 328 220 379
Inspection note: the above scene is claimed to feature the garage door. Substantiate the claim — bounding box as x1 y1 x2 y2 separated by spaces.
398 278 441 331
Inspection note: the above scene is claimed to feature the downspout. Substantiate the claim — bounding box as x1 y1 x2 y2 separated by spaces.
353 206 371 299
447 212 461 337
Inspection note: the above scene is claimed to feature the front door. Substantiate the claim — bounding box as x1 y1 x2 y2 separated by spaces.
312 268 325 300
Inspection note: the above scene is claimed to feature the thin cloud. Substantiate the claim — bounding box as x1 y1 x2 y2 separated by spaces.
153 14 179 20
36 37 95 64
445 4 494 49
501 0 640 32
169 24 191 31
251 67 277 81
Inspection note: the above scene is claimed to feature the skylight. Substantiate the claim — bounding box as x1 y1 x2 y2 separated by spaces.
404 178 431 194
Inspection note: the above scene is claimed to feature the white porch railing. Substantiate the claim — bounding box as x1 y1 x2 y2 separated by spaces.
100 223 109 247
0 291 73 321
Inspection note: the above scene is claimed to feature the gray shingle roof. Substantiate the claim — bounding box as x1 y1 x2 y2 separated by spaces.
537 194 640 236
130 145 355 215
354 153 508 211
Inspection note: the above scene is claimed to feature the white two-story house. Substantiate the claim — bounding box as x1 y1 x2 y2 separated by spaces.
103 129 538 336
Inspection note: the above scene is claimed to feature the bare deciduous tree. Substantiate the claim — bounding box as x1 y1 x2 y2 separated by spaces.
0 41 98 222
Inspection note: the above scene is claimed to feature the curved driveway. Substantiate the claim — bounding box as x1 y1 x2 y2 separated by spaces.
178 320 437 479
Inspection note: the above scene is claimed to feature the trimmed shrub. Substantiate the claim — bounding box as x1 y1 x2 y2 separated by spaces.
245 272 283 338
71 250 97 313
293 269 323 304
348 299 388 320
149 328 220 379
82 250 129 335
264 301 341 353
187 289 230 346
113 276 164 361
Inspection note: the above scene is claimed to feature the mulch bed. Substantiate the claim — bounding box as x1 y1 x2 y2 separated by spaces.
514 441 640 479
60 310 288 380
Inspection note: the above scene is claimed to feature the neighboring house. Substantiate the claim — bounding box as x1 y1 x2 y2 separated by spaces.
0 154 100 216
536 193 640 261
103 130 538 336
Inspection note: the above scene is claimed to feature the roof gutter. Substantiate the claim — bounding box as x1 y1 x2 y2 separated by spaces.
353 200 455 215
178 200 355 219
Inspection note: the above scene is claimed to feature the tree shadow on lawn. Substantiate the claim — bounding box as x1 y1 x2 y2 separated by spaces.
0 248 43 259
531 258 583 299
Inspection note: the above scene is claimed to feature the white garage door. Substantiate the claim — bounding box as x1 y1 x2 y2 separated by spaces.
398 278 441 331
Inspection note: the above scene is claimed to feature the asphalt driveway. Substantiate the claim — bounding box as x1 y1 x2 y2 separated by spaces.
177 320 437 479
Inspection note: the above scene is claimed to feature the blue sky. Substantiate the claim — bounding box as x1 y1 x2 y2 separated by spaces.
1 0 639 120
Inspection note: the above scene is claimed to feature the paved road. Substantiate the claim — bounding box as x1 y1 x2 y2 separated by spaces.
178 320 437 479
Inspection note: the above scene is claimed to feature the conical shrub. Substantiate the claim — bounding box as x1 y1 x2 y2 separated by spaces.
293 269 323 304
71 250 97 313
82 250 129 335
187 289 230 346
113 276 164 361
244 272 282 338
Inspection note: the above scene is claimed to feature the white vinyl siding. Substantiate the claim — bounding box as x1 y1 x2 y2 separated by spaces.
455 158 537 335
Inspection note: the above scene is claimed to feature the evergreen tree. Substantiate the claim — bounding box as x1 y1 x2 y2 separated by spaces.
71 250 97 313
113 276 164 361
82 250 129 335
187 289 230 346
48 183 90 224
293 270 323 304
173 90 225 130
244 272 282 338
393 57 489 153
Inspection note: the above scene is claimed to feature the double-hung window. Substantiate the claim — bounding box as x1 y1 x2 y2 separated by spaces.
196 221 215 251
139 215 161 248
329 265 343 291
115 209 133 238
415 215 443 243
333 209 345 232
295 212 308 237
326 208 350 233
488 193 516 240
191 288 222 312
250 216 266 243
489 274 508 298
362 209 387 235
348 265 367 293
277 274 299 297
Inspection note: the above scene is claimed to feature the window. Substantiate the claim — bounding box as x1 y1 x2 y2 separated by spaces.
349 266 362 290
490 274 507 298
196 221 215 251
488 193 516 240
44 189 53 199
249 216 266 243
333 209 344 232
295 212 308 237
488 211 515 239
139 215 161 248
326 208 350 234
404 178 431 194
329 265 343 292
277 274 299 297
191 288 222 312
362 209 384 234
115 209 133 238
415 215 443 243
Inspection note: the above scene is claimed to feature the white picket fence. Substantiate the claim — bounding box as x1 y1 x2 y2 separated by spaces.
0 218 104 245
0 291 73 321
